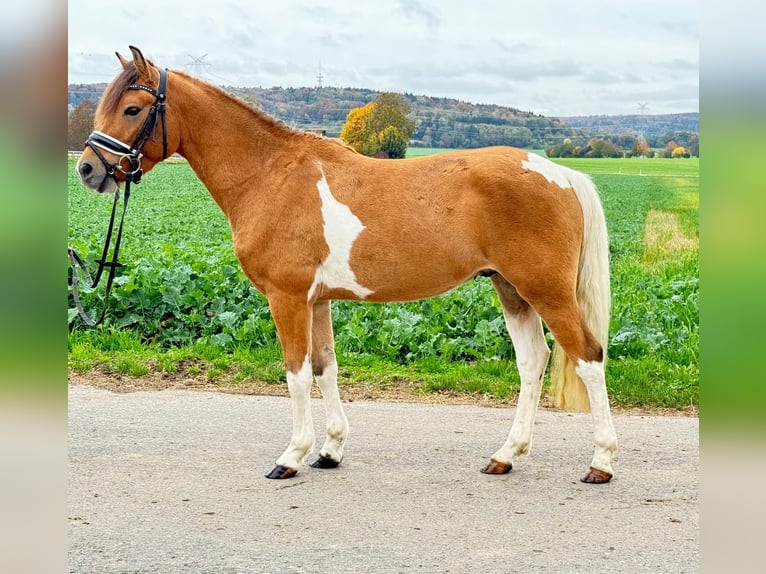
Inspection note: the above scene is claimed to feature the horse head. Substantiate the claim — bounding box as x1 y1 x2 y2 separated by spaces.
77 46 178 193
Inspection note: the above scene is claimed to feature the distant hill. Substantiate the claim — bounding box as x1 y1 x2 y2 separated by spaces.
68 83 697 150
556 113 698 138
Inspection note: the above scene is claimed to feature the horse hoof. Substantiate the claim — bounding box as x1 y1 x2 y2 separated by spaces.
580 467 613 484
310 455 341 469
265 465 298 479
481 459 512 474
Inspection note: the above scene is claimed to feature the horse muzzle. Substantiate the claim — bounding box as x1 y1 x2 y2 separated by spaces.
76 155 120 194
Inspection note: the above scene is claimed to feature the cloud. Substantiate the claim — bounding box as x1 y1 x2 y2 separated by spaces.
492 40 534 54
659 18 699 40
656 58 699 72
394 0 440 30
66 0 699 116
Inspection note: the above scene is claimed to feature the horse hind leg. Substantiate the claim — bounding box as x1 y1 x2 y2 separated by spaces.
533 294 618 483
482 275 550 475
309 300 349 469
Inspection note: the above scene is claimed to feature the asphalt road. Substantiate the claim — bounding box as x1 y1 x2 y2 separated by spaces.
68 384 698 573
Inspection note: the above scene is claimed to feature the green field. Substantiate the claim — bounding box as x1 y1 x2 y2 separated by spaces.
68 154 698 410
405 147 453 157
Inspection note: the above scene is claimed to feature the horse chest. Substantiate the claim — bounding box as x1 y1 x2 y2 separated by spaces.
231 164 374 301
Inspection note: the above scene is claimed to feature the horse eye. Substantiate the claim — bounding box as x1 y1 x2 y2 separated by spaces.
124 106 142 116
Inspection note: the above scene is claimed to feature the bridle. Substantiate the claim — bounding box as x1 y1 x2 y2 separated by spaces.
86 67 169 185
68 67 169 327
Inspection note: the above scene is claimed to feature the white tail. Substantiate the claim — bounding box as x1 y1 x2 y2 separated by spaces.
550 169 611 412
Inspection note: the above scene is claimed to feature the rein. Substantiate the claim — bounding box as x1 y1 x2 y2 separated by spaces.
68 68 168 327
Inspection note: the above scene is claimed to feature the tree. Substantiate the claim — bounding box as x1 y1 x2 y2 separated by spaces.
661 140 678 158
340 93 414 158
546 138 576 158
367 93 414 142
340 102 376 154
68 100 97 151
631 141 654 158
378 126 408 159
586 137 622 158
672 146 690 158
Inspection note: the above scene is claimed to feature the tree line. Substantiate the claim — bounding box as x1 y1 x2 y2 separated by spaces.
546 132 699 158
68 82 698 155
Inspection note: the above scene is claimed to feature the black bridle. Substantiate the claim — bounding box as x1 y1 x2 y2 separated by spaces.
68 68 168 327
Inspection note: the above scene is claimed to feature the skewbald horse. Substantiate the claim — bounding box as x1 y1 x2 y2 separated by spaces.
77 47 618 484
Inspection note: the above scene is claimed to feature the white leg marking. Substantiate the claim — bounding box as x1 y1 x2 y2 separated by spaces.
314 360 349 462
308 164 374 301
522 152 573 189
491 309 550 465
276 356 315 469
576 359 618 475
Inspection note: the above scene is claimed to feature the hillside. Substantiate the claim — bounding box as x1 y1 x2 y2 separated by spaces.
68 83 697 150
557 113 698 137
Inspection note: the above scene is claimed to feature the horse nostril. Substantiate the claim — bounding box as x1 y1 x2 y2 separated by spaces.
79 161 93 178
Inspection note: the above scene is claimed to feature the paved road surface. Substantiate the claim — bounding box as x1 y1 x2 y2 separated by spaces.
69 384 698 573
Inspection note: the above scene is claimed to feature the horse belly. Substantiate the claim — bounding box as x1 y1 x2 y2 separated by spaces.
346 228 487 303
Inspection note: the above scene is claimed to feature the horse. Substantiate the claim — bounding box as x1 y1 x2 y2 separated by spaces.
76 46 618 484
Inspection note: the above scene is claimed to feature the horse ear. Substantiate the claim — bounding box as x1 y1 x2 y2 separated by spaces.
129 46 150 77
116 51 130 69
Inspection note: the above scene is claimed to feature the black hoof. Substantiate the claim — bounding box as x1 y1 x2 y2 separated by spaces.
265 465 298 479
310 454 341 469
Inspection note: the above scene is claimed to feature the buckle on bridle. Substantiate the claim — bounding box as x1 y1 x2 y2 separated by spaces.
116 153 143 181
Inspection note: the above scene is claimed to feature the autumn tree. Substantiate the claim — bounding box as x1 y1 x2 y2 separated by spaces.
671 146 690 158
340 102 378 155
661 140 678 158
631 141 654 158
340 93 414 158
68 100 97 151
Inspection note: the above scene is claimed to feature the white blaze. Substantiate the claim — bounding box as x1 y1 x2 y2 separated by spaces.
307 164 374 301
522 152 572 189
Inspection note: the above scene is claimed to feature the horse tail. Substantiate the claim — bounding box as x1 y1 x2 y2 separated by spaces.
550 169 611 412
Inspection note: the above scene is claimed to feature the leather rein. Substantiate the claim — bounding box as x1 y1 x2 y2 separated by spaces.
68 68 168 327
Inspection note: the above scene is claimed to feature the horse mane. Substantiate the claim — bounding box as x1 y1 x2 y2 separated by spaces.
98 62 355 153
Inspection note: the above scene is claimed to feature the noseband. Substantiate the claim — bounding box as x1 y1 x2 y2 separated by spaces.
85 67 169 185
69 68 169 327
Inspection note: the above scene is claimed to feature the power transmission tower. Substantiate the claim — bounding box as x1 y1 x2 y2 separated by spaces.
637 102 649 143
186 54 210 78
315 63 324 89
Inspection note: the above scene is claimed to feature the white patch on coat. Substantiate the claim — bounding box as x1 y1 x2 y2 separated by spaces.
307 164 374 301
522 152 572 189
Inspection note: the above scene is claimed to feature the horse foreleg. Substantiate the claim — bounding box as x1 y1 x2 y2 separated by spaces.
309 300 348 469
483 276 550 474
265 296 315 479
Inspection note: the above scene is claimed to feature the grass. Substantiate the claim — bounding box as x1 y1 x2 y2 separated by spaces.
405 147 453 157
68 155 698 411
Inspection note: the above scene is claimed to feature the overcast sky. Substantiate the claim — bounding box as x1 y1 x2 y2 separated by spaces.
67 0 698 117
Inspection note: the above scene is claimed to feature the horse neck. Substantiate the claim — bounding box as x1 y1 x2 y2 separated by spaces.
170 73 302 216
